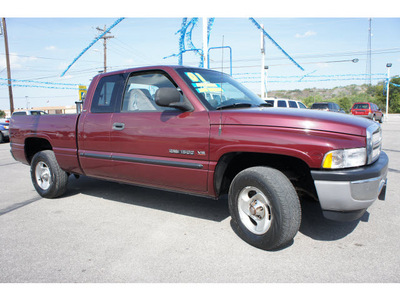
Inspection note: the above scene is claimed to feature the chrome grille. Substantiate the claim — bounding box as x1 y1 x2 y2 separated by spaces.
367 124 382 164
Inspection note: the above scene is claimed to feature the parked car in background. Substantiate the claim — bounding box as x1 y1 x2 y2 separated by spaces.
264 98 307 109
310 102 345 113
12 110 47 116
0 119 10 143
350 102 383 123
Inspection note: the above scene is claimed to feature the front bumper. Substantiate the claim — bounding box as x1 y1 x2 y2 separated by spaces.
311 151 388 221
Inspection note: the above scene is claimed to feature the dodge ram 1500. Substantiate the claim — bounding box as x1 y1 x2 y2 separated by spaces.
10 65 388 250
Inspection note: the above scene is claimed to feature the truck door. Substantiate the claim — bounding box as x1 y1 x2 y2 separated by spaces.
110 71 210 193
78 73 126 179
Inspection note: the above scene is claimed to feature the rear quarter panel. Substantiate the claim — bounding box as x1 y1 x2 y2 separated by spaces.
10 114 81 173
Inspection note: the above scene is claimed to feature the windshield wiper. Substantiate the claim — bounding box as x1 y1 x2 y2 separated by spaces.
259 103 273 107
216 103 252 110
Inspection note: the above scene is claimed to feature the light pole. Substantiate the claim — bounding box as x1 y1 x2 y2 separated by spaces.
25 96 30 110
386 63 392 121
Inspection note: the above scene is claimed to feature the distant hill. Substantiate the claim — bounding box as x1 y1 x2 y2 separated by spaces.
264 83 383 112
267 84 371 101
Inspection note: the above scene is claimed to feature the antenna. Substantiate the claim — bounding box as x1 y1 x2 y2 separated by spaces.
221 35 225 74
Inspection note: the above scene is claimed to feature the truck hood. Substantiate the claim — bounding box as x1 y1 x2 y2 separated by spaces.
214 108 375 136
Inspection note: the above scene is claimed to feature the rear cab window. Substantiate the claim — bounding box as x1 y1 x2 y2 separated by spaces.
353 103 369 109
311 103 328 109
91 74 126 113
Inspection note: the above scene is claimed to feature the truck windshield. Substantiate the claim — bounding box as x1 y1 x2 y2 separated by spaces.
177 68 265 110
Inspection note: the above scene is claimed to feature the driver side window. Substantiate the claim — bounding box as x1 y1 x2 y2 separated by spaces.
121 72 181 112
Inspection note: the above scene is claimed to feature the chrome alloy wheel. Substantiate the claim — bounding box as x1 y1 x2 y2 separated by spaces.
35 161 52 190
237 186 273 235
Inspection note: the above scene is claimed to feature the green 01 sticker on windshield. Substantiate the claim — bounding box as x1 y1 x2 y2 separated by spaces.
185 72 200 82
185 72 208 83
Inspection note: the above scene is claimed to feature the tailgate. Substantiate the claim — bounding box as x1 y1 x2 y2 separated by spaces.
352 110 368 115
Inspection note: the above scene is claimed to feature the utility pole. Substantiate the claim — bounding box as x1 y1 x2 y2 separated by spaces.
96 25 114 73
1 18 14 114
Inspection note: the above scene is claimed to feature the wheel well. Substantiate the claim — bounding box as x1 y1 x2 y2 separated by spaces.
25 137 52 164
214 152 318 201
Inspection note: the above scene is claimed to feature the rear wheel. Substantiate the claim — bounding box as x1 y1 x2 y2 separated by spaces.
31 150 69 198
228 166 301 250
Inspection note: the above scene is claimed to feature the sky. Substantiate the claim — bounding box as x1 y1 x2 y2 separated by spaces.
1 1 399 111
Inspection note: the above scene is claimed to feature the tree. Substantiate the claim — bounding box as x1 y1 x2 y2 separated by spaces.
338 96 352 113
374 76 400 113
0 110 5 118
302 94 323 107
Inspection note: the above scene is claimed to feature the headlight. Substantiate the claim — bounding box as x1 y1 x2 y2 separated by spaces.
322 148 367 169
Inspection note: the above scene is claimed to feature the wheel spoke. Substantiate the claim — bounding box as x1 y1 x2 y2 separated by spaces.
238 190 251 216
237 186 272 235
35 161 51 190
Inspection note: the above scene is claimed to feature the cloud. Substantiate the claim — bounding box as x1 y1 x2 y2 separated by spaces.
45 45 57 51
295 30 317 38
0 52 37 70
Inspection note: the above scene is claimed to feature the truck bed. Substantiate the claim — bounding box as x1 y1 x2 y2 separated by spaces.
10 114 82 174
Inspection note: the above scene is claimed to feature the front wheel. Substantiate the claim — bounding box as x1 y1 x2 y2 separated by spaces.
31 150 69 198
228 166 301 250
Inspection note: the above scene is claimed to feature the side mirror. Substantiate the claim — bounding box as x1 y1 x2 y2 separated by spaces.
155 88 193 111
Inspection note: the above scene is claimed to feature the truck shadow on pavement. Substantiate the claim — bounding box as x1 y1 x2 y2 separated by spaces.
64 175 230 222
64 176 366 243
299 197 367 241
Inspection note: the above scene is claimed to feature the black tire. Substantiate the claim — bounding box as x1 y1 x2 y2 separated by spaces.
228 166 301 250
0 133 3 143
30 150 69 198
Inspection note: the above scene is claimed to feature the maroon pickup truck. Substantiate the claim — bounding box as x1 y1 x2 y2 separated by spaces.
10 65 388 250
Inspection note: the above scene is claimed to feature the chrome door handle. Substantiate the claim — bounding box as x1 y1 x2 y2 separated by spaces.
112 122 125 130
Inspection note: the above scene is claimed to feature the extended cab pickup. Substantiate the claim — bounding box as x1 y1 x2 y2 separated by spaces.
10 65 388 250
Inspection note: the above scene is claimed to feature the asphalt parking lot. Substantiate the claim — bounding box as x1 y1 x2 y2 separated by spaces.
0 116 399 283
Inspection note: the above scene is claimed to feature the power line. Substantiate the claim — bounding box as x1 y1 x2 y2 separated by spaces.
60 18 124 77
228 47 400 64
